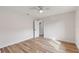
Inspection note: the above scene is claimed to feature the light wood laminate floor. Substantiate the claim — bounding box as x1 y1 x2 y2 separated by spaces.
0 37 78 53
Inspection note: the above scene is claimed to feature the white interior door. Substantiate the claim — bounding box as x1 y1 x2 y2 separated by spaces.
35 20 39 37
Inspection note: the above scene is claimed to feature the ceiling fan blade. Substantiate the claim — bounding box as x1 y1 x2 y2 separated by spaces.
29 6 50 11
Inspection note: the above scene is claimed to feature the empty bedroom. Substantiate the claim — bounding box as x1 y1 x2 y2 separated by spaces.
0 6 79 53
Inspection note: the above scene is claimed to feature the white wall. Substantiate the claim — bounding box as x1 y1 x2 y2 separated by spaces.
0 8 33 48
75 8 79 49
0 7 76 48
43 12 75 43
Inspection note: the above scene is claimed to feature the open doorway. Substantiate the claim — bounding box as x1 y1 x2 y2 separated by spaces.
39 20 44 37
33 20 44 38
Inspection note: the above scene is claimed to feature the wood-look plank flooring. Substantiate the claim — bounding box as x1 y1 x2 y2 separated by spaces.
0 37 78 53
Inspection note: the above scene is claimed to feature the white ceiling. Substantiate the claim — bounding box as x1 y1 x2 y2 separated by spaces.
0 6 77 31
0 6 77 19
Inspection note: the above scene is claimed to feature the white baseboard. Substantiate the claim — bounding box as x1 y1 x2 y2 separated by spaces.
59 40 75 44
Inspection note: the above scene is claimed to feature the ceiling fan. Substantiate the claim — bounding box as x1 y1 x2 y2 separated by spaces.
30 6 49 13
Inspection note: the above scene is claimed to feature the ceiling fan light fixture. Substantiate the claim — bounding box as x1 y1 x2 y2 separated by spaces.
39 10 43 13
